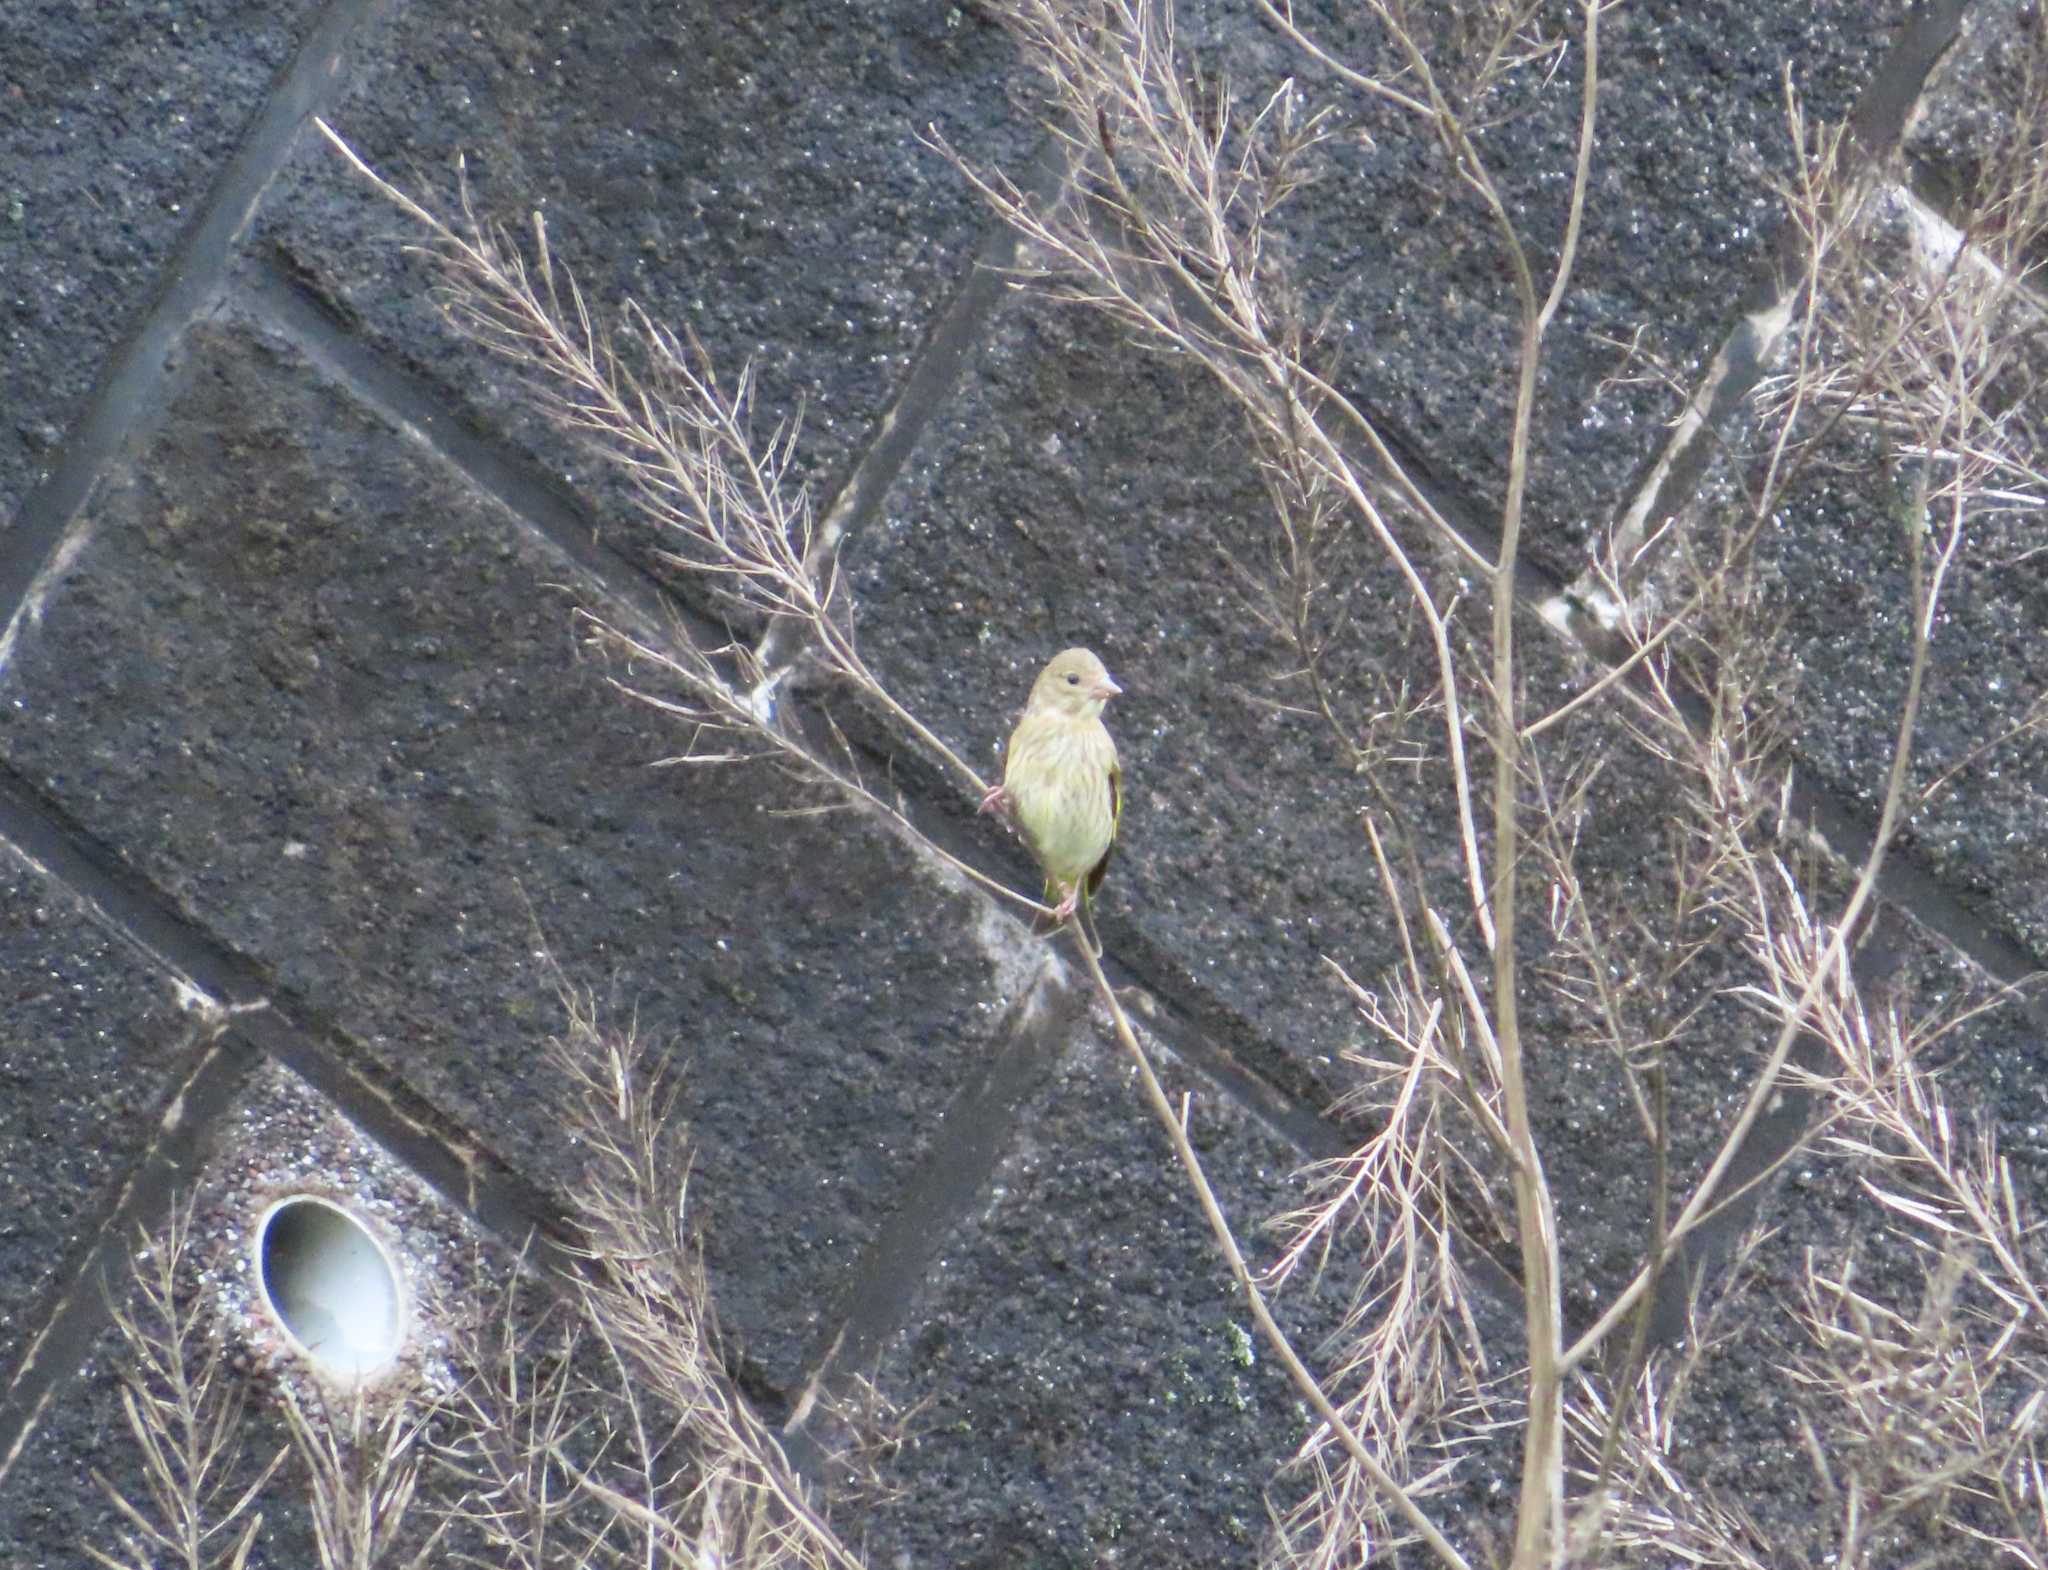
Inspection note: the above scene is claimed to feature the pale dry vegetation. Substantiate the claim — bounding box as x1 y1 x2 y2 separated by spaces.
96 1 2048 1566
96 991 894 1570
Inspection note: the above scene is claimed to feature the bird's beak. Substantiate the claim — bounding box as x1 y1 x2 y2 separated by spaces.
1094 676 1123 701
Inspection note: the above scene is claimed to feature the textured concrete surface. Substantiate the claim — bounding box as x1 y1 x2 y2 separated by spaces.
1 0 2044 1566
4 1060 499 1570
0 0 321 529
0 864 179 1376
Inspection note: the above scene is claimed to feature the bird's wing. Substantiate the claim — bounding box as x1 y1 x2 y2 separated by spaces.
1088 750 1121 897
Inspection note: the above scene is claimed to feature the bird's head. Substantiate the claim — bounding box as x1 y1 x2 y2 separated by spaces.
1029 647 1122 719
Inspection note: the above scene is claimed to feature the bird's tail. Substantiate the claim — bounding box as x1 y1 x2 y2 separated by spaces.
1032 877 1064 938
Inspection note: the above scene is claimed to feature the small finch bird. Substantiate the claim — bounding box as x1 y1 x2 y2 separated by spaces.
980 647 1123 925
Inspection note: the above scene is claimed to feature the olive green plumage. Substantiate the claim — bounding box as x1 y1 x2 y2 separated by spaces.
981 647 1122 923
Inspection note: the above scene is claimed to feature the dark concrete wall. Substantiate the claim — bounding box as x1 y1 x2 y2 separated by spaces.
2 1 2043 1565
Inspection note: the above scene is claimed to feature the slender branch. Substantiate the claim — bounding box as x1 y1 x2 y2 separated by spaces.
1563 471 1944 1375
1070 930 1475 1570
1483 7 1604 1561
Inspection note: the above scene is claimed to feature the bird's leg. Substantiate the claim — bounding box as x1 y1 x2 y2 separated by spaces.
978 783 1011 816
1051 883 1080 923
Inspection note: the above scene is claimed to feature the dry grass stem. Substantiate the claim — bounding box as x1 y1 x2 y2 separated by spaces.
308 6 2048 1564
281 1391 440 1570
314 121 989 803
89 1201 288 1570
427 986 878 1570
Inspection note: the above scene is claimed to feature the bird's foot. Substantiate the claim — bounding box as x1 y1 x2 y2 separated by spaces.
979 783 1011 817
1051 887 1080 923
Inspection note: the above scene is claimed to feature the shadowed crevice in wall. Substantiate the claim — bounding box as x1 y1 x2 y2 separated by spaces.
0 0 395 665
779 953 1086 1479
1581 0 1973 579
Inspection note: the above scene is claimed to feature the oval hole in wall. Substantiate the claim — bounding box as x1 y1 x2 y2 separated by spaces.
256 1196 404 1382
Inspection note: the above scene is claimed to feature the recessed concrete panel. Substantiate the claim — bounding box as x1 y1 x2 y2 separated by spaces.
250 0 1039 592
0 2 322 527
865 1018 1444 1562
0 321 1013 1390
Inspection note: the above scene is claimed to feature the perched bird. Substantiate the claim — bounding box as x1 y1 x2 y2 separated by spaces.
980 647 1123 924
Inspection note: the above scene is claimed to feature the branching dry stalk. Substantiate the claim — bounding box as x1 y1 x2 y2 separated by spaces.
942 6 1606 1554
425 984 884 1570
1070 931 1476 1570
1560 472 1952 1382
1261 956 1494 1565
465 983 872 1570
315 4 2048 1565
323 116 1089 930
314 123 1001 825
1555 23 2048 1560
91 1202 287 1570
1784 1247 2042 1569
1562 1224 1779 1569
281 1390 440 1570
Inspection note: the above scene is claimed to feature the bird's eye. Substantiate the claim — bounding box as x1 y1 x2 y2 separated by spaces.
1066 672 1080 684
